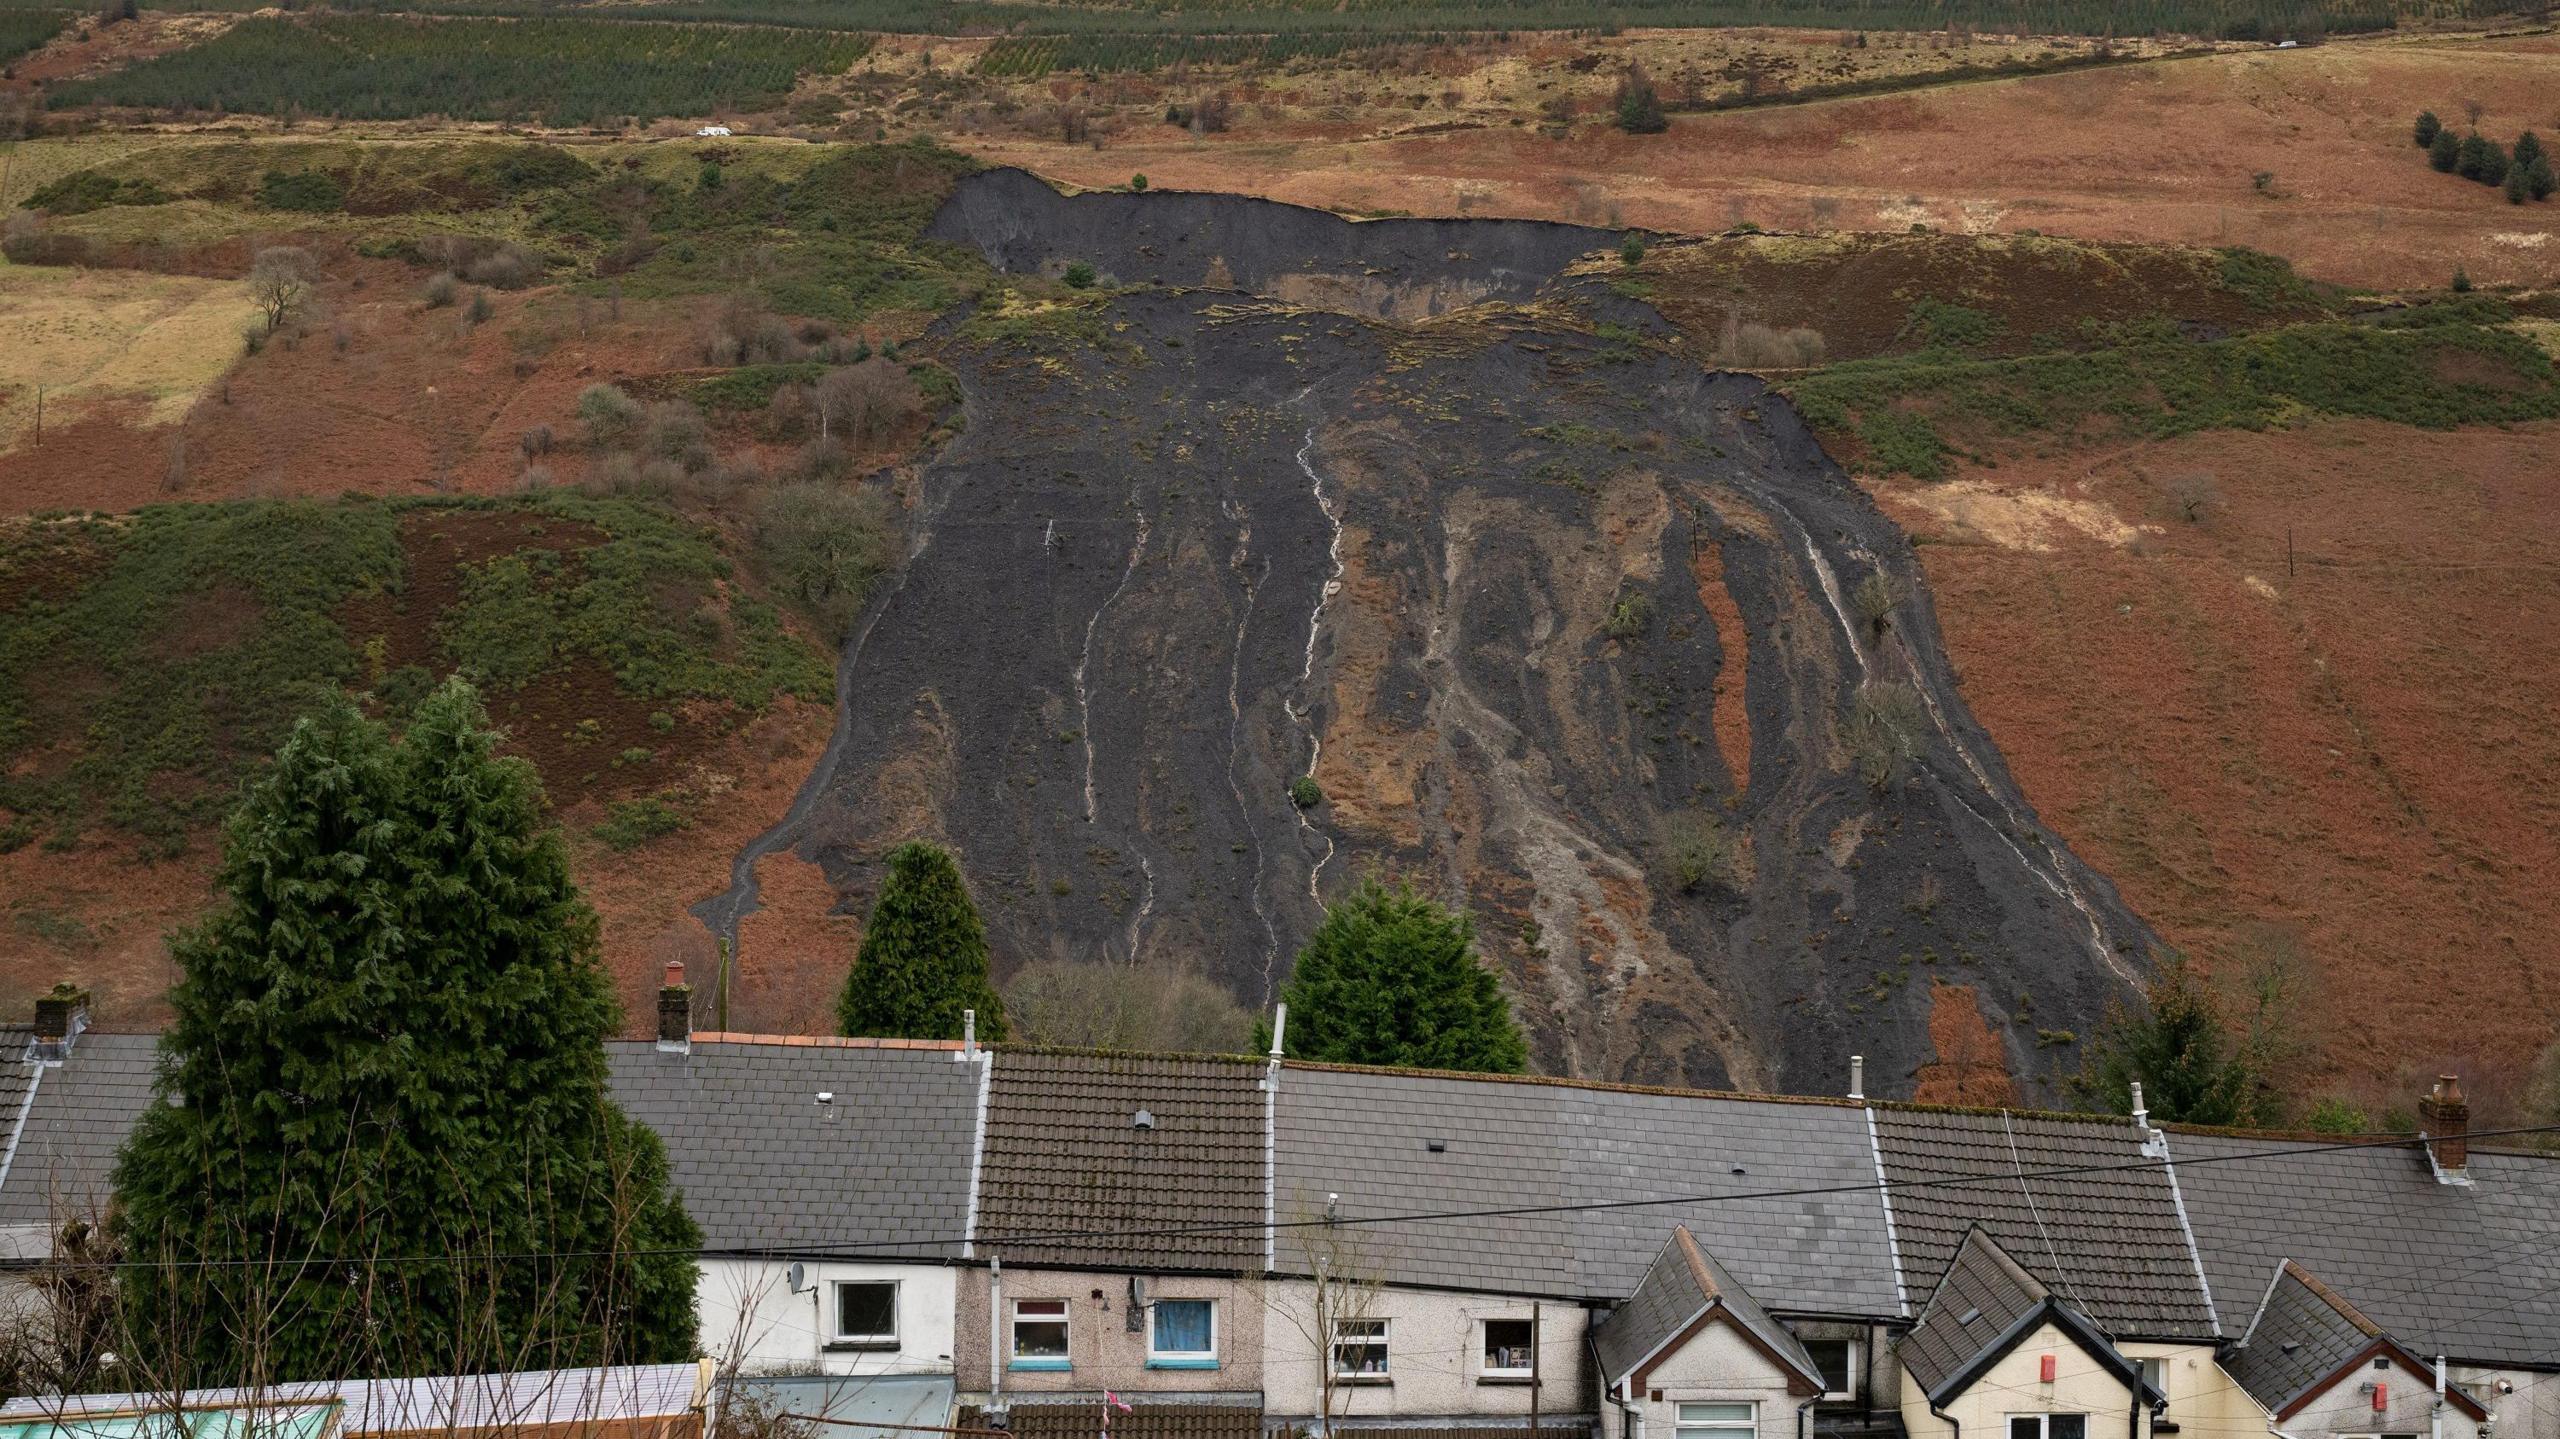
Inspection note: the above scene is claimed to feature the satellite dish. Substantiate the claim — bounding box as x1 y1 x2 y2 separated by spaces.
787 1262 808 1294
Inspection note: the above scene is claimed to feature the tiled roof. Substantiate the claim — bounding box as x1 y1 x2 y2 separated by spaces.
0 1026 39 1190
975 1051 1267 1270
606 1038 981 1254
0 1032 158 1228
1276 1064 1899 1312
1592 1227 1819 1389
2223 1262 2382 1415
2172 1130 2560 1368
1871 1108 2216 1338
960 1405 1260 1439
1896 1227 2049 1401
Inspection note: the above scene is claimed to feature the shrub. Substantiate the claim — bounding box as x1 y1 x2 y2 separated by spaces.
577 383 642 445
1902 297 2000 351
1613 62 1666 134
461 242 543 289
2452 267 2473 293
595 794 688 850
1849 570 1902 639
1130 172 1147 192
1846 682 1926 791
1722 320 1827 368
1619 234 1646 267
1602 588 1652 641
421 271 458 309
1006 961 1253 1053
464 289 494 326
1288 774 1323 809
2413 110 2440 147
1062 260 1096 290
1660 810 1735 895
256 168 343 213
755 480 894 639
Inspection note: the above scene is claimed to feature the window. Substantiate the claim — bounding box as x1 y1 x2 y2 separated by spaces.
1011 1299 1070 1369
830 1281 897 1347
1803 1340 1859 1402
2009 1417 2088 1439
1148 1299 1217 1368
1332 1318 1390 1380
1482 1319 1535 1379
2137 1358 2168 1405
1676 1402 1756 1439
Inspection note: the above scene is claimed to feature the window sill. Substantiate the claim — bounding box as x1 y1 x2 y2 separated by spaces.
823 1341 901 1353
1333 1377 1392 1387
1009 1360 1072 1373
1478 1375 1536 1386
1147 1359 1221 1371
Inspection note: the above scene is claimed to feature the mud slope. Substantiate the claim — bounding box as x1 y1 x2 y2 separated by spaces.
706 175 2156 1097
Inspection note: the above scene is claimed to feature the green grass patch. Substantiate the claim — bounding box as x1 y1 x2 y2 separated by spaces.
0 494 829 851
593 792 690 850
48 14 871 127
1790 318 2560 480
688 362 828 414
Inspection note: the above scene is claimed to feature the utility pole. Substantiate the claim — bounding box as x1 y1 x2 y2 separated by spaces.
1529 1302 1541 1439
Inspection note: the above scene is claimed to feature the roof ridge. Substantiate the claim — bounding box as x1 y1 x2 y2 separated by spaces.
1671 1224 1719 1298
1280 1058 1865 1107
687 1033 966 1050
2280 1260 2384 1339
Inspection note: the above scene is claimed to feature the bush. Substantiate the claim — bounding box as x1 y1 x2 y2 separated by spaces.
1619 234 1646 267
1602 588 1652 641
464 289 494 326
1006 960 1254 1053
1721 321 1827 368
1288 774 1323 809
1613 63 1666 134
1660 810 1736 895
1130 172 1147 192
2452 267 2472 293
1850 570 1902 639
1846 683 1926 791
755 480 894 639
1062 260 1096 290
421 271 459 309
595 794 688 850
577 383 643 445
256 168 343 213
2413 110 2440 147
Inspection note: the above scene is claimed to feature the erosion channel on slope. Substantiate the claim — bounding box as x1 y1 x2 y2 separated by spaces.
695 168 2156 1099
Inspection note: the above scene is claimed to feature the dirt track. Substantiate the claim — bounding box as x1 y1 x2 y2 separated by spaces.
695 171 2158 1097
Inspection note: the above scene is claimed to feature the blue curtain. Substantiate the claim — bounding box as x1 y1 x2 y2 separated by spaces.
1155 1301 1212 1354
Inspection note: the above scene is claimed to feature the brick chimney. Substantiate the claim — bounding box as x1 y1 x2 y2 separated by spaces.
656 962 692 1055
31 982 89 1063
2418 1073 2469 1183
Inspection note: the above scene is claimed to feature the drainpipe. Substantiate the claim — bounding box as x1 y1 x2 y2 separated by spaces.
1929 1397 1960 1439
2432 1355 2447 1439
1796 1397 1818 1439
1593 1337 1638 1439
989 1256 1005 1407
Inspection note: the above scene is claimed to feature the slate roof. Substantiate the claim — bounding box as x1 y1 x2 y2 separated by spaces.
1871 1108 2216 1339
0 1032 158 1229
974 1050 1266 1271
2171 1129 2560 1368
1277 1065 1900 1313
1591 1226 1820 1390
2224 1262 2385 1415
606 1038 980 1255
1897 1227 2052 1400
0 1025 38 1186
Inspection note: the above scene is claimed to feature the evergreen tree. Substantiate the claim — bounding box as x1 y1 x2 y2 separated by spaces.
2070 951 2257 1126
837 841 1009 1041
2429 126 2462 173
2515 132 2554 200
2514 129 2544 171
2507 163 2531 204
2413 109 2440 147
1614 63 1666 135
1276 877 1528 1074
113 681 699 1383
2457 131 2508 185
2529 153 2557 202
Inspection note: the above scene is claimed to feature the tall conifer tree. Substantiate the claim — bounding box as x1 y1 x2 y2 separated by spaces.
1276 878 1528 1074
837 841 1009 1041
112 681 698 1384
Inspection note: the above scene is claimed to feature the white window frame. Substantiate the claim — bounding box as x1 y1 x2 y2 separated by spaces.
2006 1414 2091 1439
1800 1338 1860 1403
1480 1317 1535 1380
1676 1401 1758 1439
1331 1316 1390 1382
1011 1298 1071 1365
828 1279 899 1347
2136 1358 2167 1405
1147 1298 1218 1364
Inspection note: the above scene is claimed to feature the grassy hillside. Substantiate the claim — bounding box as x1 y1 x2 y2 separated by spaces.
0 495 830 856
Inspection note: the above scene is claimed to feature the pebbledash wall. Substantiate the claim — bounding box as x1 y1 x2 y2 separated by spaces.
699 1259 959 1377
1259 1282 1595 1426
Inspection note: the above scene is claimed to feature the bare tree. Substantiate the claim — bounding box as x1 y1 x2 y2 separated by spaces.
812 357 921 446
246 246 317 337
2168 471 2221 523
1268 1197 1388 1437
1005 961 1254 1052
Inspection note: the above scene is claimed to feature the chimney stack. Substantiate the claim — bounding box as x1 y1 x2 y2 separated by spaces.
32 983 88 1063
1849 1055 1865 1101
657 962 691 1054
2419 1074 2469 1181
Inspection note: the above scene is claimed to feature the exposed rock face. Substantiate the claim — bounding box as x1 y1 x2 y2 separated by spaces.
699 172 2156 1098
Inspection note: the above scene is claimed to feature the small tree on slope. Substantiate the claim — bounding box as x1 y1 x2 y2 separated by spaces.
112 680 698 1385
1276 877 1527 1074
838 840 1009 1041
2070 950 2257 1126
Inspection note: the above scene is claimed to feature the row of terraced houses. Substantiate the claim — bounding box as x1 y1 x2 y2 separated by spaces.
0 974 2554 1439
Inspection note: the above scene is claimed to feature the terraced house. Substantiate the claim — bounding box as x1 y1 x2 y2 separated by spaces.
0 983 2554 1439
